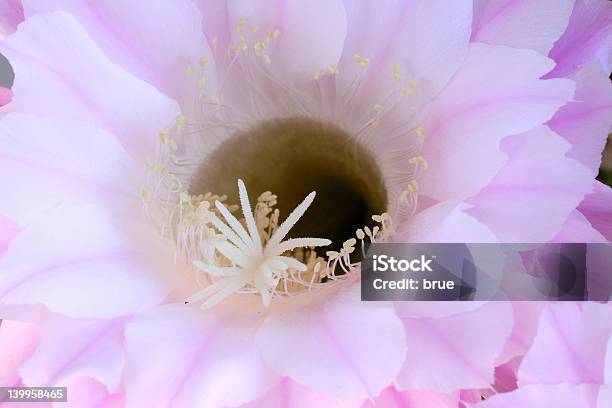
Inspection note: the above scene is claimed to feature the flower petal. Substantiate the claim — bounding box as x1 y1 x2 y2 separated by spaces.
0 0 23 38
546 0 612 78
125 304 279 407
227 0 347 81
497 302 544 364
579 181 612 242
519 302 612 385
237 377 363 408
552 210 608 243
56 376 125 408
466 126 593 242
547 64 612 176
0 203 173 318
0 11 180 161
256 284 406 398
0 319 39 387
471 0 574 55
471 384 599 408
395 200 498 243
19 316 126 392
420 43 574 201
396 302 513 393
23 0 216 110
0 215 20 257
340 0 472 100
0 113 139 227
365 387 459 408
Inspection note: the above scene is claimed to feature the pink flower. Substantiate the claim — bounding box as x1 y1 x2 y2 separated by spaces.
0 1 610 407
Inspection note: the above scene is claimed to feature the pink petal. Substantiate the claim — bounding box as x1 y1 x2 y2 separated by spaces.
125 304 279 407
0 11 179 161
519 302 612 385
471 0 574 54
0 320 39 387
466 126 593 242
340 0 472 100
0 113 139 227
0 203 173 318
599 386 612 408
548 64 612 175
22 0 215 112
256 284 406 399
420 43 574 201
552 210 607 243
396 302 513 393
0 215 20 257
19 316 126 392
226 0 347 81
394 301 487 320
546 0 612 78
364 387 459 408
0 0 23 38
57 377 124 408
471 384 599 408
237 377 362 408
497 302 545 364
579 181 612 241
605 338 612 384
0 87 12 106
395 200 498 243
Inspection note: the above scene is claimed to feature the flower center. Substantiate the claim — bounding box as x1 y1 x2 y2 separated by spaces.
189 117 388 253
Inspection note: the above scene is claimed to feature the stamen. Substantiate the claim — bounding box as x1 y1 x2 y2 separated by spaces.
140 28 426 307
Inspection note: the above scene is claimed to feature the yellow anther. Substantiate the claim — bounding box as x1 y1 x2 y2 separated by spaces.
199 57 208 70
393 63 402 82
326 250 340 260
409 156 428 170
407 180 418 194
356 229 365 240
313 69 322 80
168 174 182 190
185 64 194 76
152 163 167 174
401 86 413 97
159 132 170 145
352 54 370 68
252 25 260 33
373 104 383 112
176 115 187 126
211 35 219 46
272 29 280 38
344 238 357 249
415 126 426 140
327 65 339 75
236 18 246 34
198 76 207 89
140 185 151 203
179 191 191 203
